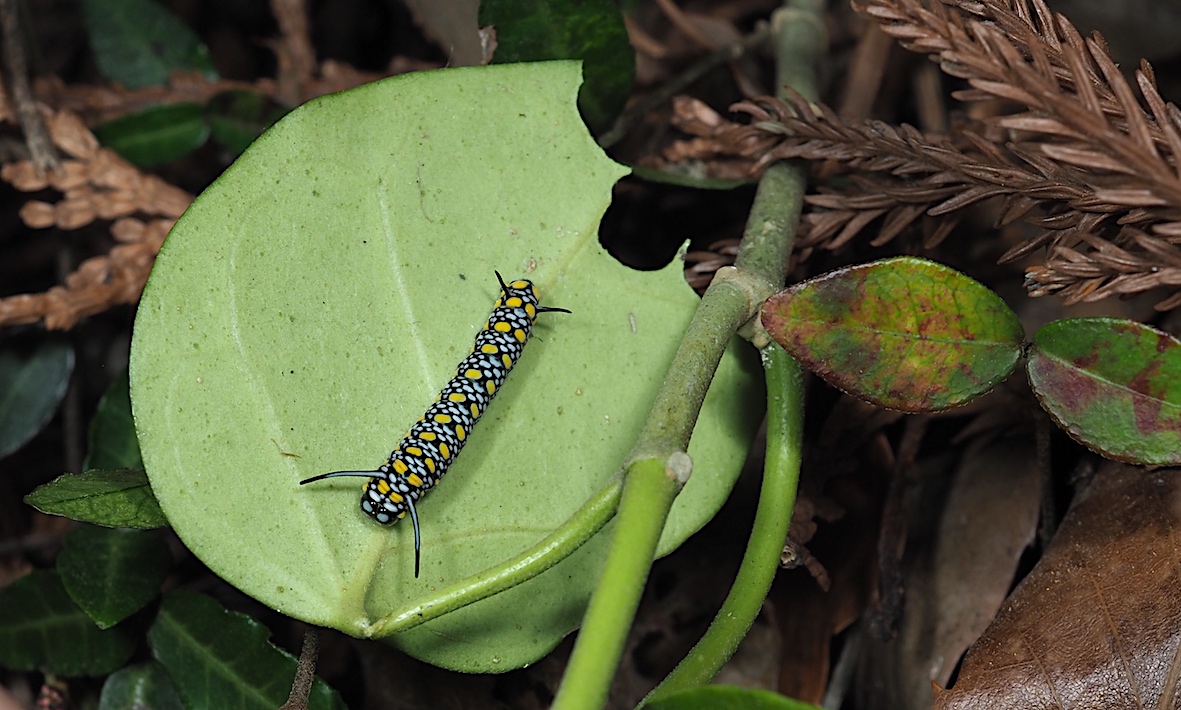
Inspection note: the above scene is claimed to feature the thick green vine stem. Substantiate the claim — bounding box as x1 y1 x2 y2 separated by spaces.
551 456 683 710
553 1 824 706
641 345 805 703
641 0 822 701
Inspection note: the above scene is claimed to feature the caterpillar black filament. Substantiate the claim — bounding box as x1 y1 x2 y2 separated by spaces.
300 272 570 577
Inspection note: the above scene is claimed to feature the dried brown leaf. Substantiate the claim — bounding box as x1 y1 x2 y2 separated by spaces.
934 463 1181 709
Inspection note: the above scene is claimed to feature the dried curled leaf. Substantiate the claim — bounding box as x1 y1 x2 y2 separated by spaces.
0 105 193 330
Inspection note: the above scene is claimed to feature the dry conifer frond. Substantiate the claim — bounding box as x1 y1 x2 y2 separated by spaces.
665 0 1181 308
0 106 193 329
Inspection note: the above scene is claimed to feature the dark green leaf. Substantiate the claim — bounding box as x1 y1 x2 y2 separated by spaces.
99 662 185 710
1028 318 1181 464
59 526 171 629
94 102 210 167
25 468 168 529
0 337 74 459
206 90 289 155
761 257 1025 412
86 367 144 470
480 0 634 132
0 571 136 676
148 591 346 710
647 686 823 710
82 0 217 88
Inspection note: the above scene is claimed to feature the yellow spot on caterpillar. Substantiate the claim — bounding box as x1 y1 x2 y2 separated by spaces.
424 457 436 473
514 329 526 342
420 431 437 441
456 424 466 441
465 368 482 379
449 393 466 402
481 344 498 354
407 473 424 487
377 479 391 494
406 446 423 457
525 303 536 318
390 492 404 503
486 380 496 394
506 296 523 308
439 442 451 459
469 404 480 418
511 280 528 289
434 413 452 424
495 321 512 333
393 460 409 475
501 354 513 369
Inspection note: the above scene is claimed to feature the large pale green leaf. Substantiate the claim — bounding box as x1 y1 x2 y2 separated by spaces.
130 61 760 672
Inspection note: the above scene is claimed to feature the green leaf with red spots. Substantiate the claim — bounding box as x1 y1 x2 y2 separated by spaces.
761 257 1024 412
1027 318 1181 465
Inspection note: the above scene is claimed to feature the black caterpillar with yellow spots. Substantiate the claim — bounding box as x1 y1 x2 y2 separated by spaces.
300 272 569 577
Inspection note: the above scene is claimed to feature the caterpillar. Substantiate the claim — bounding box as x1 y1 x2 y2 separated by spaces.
300 272 570 577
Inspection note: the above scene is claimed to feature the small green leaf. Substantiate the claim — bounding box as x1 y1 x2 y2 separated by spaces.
1028 318 1181 464
647 686 823 710
82 0 217 88
206 90 288 156
94 103 210 167
147 591 346 710
99 662 185 710
481 0 634 133
761 257 1025 412
86 367 144 471
0 571 136 676
0 337 74 459
25 468 168 529
59 526 171 629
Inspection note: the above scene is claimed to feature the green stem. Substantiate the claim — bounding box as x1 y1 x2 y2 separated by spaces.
641 346 804 703
370 474 623 636
550 457 681 710
552 269 755 710
553 1 825 706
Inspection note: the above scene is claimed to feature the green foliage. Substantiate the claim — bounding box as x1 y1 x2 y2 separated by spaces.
0 571 137 676
480 0 634 133
0 337 74 459
99 663 185 710
646 685 823 710
147 591 346 710
85 367 144 471
93 103 210 167
59 526 172 628
25 468 168 529
81 0 217 88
